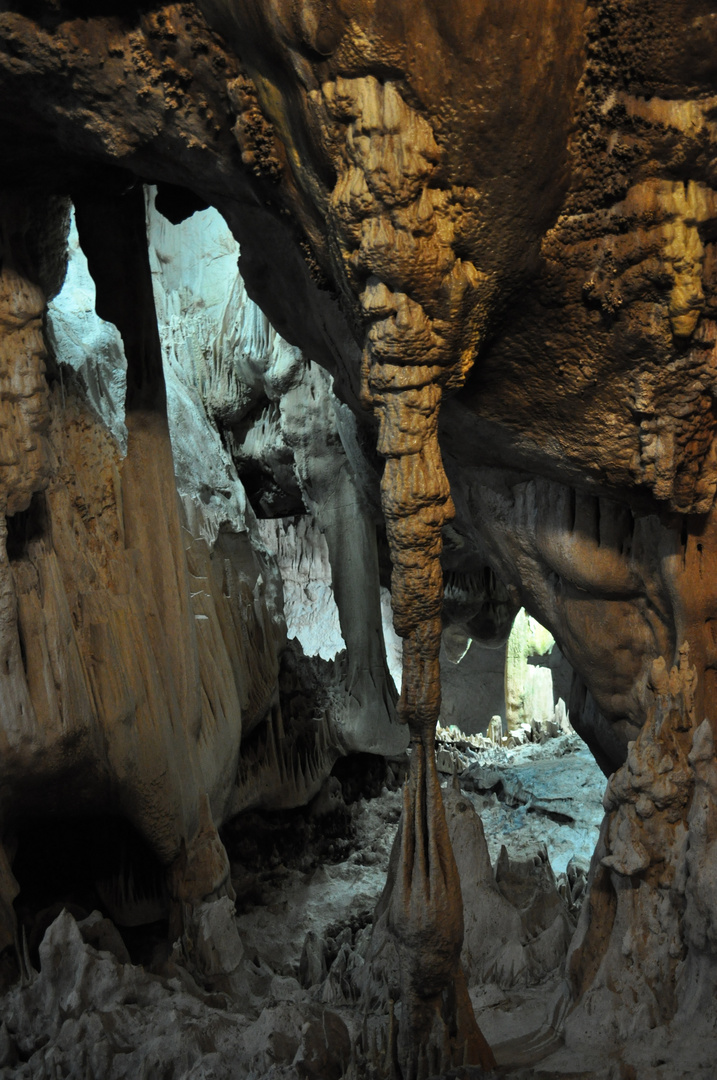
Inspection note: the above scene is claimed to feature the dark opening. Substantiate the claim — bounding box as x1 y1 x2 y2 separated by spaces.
155 182 209 225
6 492 47 561
12 814 168 966
12 0 158 24
238 466 307 518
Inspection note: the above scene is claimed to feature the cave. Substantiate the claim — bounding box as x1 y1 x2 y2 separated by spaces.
1 2 717 1078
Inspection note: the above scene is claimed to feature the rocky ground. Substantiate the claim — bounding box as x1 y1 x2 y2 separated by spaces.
0 729 658 1080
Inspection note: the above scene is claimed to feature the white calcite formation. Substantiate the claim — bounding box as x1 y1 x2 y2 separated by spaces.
505 608 557 733
257 516 345 662
0 185 413 1011
4 2 717 1071
145 191 405 758
47 213 128 453
3 179 716 1077
0 193 279 991
438 606 573 741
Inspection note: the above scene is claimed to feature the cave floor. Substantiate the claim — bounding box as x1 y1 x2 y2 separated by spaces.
4 733 708 1080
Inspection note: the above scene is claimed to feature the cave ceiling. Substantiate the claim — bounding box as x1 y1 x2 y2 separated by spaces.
4 0 714 754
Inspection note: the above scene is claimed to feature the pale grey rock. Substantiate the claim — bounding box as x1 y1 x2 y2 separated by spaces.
146 188 272 545
242 1001 304 1073
447 785 574 990
354 758 590 1020
0 909 347 1080
380 587 403 692
146 189 404 760
190 896 244 976
0 734 663 1080
269 360 402 756
0 909 252 1080
444 786 524 988
462 736 606 875
258 516 344 661
269 974 303 1002
46 210 128 454
298 931 327 989
77 911 131 966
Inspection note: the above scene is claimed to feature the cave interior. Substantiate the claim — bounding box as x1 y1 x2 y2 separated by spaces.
2 1 717 1078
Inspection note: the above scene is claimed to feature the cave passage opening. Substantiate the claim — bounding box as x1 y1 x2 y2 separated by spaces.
11 813 169 968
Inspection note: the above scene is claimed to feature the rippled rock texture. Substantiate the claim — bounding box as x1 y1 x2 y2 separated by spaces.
2 0 717 1074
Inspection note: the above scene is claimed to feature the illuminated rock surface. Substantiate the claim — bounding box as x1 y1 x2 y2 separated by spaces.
1 0 717 1075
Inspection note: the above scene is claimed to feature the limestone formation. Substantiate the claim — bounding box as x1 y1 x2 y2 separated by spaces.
504 609 557 735
2 0 717 1075
0 189 278 969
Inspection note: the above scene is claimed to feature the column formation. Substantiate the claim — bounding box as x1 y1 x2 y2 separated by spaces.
320 74 495 1074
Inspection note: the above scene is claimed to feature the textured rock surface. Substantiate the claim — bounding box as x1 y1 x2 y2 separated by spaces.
144 190 405 757
2 0 717 1072
0 176 408 976
0 192 289 983
505 610 557 734
0 734 606 1079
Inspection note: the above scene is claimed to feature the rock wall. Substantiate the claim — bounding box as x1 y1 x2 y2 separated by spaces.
144 189 405 757
0 180 410 977
0 192 289 961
